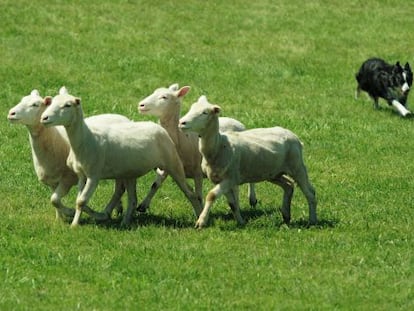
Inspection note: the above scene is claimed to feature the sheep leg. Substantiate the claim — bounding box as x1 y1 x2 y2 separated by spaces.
137 168 168 213
81 179 126 222
51 181 75 220
247 183 257 207
294 168 317 225
224 186 245 225
271 176 294 224
194 173 204 206
196 180 232 229
71 178 99 228
169 171 202 218
102 179 126 218
121 179 138 228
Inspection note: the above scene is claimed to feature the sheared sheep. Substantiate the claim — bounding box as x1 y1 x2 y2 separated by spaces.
7 89 129 220
40 89 202 227
137 83 257 212
179 95 317 228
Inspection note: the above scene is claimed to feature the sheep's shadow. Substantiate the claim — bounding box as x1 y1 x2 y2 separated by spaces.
88 211 196 230
79 204 338 231
211 204 339 230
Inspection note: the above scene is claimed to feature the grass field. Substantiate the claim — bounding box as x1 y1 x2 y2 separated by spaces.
1 0 413 310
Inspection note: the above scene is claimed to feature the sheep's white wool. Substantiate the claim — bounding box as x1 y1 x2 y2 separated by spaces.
41 89 201 227
7 89 131 221
179 95 317 228
137 83 257 212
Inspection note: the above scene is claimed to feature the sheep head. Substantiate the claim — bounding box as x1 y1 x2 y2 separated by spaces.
179 95 221 136
41 90 81 127
138 83 190 117
8 90 51 126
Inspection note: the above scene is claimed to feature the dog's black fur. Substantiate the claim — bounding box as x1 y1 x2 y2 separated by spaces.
355 57 412 109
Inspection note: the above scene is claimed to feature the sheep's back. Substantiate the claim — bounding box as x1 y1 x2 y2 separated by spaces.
218 117 246 132
94 122 178 179
225 127 302 182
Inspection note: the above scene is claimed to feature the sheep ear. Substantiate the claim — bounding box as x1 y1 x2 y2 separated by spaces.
75 98 81 106
31 89 40 96
199 95 208 103
44 96 52 106
169 83 179 91
176 86 190 98
59 86 68 95
212 105 221 115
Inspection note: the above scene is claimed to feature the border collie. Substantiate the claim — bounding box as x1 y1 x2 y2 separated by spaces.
355 57 413 117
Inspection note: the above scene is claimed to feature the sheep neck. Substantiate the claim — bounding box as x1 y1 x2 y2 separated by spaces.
27 123 47 139
199 117 222 162
27 123 69 176
64 111 95 158
159 105 181 146
27 124 62 156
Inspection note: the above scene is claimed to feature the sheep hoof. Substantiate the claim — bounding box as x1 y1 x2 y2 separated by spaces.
61 207 76 217
137 204 148 213
81 205 110 221
249 199 258 208
120 221 131 229
94 212 111 221
279 208 291 225
115 202 123 216
194 219 207 229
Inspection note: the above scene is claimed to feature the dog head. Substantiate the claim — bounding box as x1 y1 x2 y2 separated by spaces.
388 62 412 104
392 62 412 95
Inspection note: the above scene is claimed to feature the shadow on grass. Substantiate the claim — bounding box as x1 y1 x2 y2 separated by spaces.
212 204 339 230
82 211 196 230
77 204 339 231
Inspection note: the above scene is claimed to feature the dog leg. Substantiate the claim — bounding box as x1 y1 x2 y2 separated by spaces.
392 100 411 117
355 86 360 100
372 97 380 109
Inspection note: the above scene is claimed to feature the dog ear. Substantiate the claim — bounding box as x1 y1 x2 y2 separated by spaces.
404 62 411 71
393 62 403 73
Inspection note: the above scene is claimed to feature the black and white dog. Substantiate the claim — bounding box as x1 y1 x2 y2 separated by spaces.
355 57 413 117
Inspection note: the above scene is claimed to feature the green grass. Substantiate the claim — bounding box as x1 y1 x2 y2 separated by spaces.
1 0 413 310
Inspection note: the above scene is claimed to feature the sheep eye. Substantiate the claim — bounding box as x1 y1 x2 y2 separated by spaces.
31 102 39 107
64 103 72 108
160 95 168 100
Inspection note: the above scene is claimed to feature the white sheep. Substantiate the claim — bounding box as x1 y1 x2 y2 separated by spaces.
179 95 317 228
40 89 202 227
137 84 257 212
7 89 130 221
